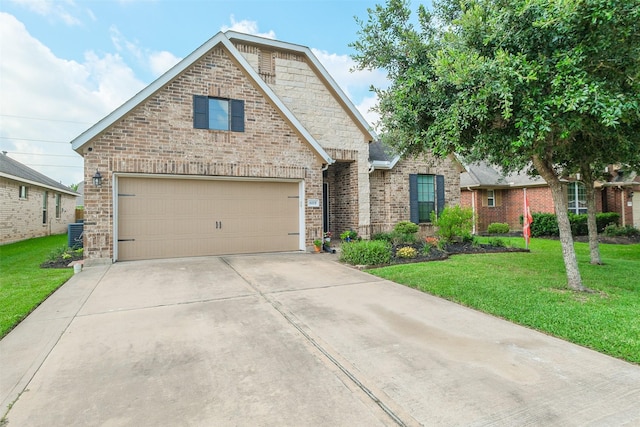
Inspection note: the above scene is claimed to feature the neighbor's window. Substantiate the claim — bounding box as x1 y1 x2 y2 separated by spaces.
487 189 495 207
410 174 445 224
42 191 48 224
19 185 28 199
55 194 61 218
568 182 587 215
193 95 244 132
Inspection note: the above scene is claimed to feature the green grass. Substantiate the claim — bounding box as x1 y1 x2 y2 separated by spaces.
369 237 640 364
0 234 74 339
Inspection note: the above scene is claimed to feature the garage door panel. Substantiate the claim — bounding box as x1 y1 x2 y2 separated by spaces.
117 177 300 261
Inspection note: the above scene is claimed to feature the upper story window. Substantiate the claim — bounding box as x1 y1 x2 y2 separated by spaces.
19 185 28 199
193 95 244 132
568 182 587 215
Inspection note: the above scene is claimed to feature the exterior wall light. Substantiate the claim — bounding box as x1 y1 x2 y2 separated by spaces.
92 170 103 187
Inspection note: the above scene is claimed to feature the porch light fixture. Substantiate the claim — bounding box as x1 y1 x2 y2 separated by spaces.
92 169 103 187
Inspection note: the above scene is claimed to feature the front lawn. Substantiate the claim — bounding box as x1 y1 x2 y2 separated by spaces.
369 237 640 364
0 234 74 339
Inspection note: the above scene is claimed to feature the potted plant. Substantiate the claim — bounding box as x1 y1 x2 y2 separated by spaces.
313 239 323 252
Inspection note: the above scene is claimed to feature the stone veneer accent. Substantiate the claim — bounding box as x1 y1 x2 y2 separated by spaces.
82 46 324 260
234 42 372 238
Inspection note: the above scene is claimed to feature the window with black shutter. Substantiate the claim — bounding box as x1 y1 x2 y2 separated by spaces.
193 95 244 132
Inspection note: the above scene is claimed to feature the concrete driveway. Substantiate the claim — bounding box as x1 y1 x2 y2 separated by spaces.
2 253 639 426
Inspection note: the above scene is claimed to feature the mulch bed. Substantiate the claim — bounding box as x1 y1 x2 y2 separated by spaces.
390 242 528 265
40 253 83 269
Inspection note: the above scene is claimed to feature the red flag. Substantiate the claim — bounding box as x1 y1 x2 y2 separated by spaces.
523 195 533 248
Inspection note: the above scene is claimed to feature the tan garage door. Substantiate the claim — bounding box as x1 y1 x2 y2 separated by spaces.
117 177 300 261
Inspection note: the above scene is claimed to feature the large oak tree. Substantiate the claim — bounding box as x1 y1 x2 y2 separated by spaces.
352 0 640 290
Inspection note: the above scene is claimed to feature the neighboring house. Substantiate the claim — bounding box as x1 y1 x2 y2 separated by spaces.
0 152 78 244
71 31 461 262
460 161 638 233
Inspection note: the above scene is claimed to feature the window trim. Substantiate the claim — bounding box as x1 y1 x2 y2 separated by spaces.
567 182 587 215
55 193 61 219
409 174 445 224
487 189 495 207
19 185 28 200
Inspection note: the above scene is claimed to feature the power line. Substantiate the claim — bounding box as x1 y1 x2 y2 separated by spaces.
0 136 70 144
24 164 83 168
8 152 80 158
0 114 93 125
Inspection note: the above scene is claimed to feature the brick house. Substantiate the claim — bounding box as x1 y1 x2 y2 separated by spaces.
461 161 638 233
0 152 78 244
71 31 461 262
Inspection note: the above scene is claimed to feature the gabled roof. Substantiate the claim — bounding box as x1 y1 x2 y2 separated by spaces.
368 141 401 170
225 31 377 142
0 153 77 195
71 31 376 165
461 161 547 188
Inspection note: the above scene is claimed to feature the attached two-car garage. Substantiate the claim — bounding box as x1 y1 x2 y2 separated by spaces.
116 176 302 261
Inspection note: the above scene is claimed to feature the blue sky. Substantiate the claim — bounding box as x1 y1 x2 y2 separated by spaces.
0 0 402 186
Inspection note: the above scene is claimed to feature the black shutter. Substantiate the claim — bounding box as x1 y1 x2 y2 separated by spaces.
409 174 419 224
436 174 445 217
193 95 208 129
230 99 245 132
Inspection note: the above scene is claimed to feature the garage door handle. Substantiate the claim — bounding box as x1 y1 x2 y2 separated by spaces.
215 221 223 229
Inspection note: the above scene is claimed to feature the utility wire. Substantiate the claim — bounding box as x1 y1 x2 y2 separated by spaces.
0 136 70 144
8 152 79 158
0 114 93 125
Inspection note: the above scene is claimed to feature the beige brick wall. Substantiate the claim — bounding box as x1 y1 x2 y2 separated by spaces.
81 46 324 260
1 177 77 244
369 154 461 237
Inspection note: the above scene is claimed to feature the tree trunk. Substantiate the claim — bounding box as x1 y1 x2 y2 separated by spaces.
532 155 586 291
582 168 602 265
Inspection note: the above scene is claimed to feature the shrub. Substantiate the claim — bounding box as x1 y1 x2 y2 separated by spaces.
487 237 506 247
433 206 474 243
487 222 510 234
372 232 393 242
603 224 640 237
391 231 418 245
339 240 391 265
396 246 418 259
530 212 622 236
340 230 359 241
393 221 419 235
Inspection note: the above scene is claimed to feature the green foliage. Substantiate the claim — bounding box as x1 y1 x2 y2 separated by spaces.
393 221 419 235
432 206 474 243
391 232 418 245
372 232 394 242
531 212 622 237
340 230 359 241
487 237 506 247
339 240 392 266
603 224 640 237
487 223 510 234
396 246 418 259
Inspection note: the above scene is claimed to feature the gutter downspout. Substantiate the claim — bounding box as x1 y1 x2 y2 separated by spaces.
467 187 477 235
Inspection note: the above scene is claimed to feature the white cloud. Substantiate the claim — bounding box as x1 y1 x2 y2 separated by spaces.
9 0 82 25
221 16 276 39
0 12 145 185
109 26 181 77
148 50 181 76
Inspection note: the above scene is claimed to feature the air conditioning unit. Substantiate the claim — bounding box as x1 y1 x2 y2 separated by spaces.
68 223 84 249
